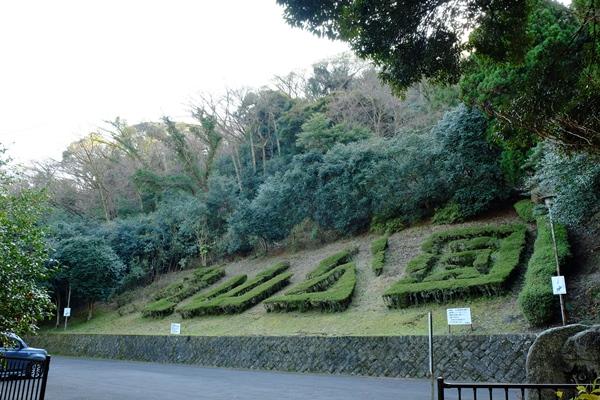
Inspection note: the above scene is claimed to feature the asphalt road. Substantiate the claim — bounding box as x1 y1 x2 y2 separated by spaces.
45 356 439 400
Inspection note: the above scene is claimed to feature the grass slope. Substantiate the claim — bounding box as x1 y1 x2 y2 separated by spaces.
48 210 535 336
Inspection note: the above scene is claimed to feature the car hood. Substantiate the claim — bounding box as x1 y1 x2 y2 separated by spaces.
24 347 48 356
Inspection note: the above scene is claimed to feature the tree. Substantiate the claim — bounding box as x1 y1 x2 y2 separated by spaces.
54 236 124 320
461 0 600 153
0 147 53 335
296 113 370 152
277 0 529 91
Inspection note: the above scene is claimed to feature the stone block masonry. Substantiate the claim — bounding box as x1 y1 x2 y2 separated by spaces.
29 334 535 382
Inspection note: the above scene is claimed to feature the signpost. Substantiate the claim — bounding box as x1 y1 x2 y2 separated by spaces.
63 308 71 317
170 323 181 335
544 196 567 325
446 308 472 333
552 276 567 295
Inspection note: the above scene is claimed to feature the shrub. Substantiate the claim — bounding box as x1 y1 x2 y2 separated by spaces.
142 267 225 318
264 263 357 312
307 247 358 279
432 202 464 224
370 215 405 235
181 262 291 315
518 216 570 326
177 274 248 318
371 236 389 276
383 224 527 308
514 199 535 223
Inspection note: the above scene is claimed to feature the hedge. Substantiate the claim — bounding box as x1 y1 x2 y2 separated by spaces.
517 216 570 326
176 274 247 318
383 224 527 308
307 247 358 279
514 199 535 223
142 267 225 318
264 262 357 312
371 236 389 276
181 261 292 316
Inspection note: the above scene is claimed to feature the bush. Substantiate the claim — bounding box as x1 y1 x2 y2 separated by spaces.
285 218 338 251
514 199 535 223
307 247 358 279
518 216 570 326
371 236 389 276
432 202 464 224
142 267 225 318
181 262 291 315
383 224 527 308
177 274 248 318
264 263 357 312
369 215 405 235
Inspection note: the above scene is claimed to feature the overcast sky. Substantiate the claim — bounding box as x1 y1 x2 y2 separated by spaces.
0 1 573 166
0 0 349 165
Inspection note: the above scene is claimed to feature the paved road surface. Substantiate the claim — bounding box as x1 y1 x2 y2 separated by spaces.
46 356 438 400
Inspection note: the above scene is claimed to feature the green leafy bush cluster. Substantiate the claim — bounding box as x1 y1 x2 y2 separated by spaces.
432 202 464 224
383 224 527 308
307 247 357 279
142 267 225 318
514 199 535 223
177 275 247 318
517 216 570 326
176 262 291 316
263 262 357 312
369 215 405 235
371 236 389 276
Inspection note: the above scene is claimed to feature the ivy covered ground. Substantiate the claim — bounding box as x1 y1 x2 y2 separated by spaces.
46 209 556 336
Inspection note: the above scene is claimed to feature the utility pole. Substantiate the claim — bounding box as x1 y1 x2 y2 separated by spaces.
544 196 567 326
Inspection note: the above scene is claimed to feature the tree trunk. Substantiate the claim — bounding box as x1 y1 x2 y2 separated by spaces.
249 133 257 173
87 302 94 321
55 293 61 328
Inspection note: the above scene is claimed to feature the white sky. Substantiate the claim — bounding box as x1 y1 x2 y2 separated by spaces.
0 0 349 165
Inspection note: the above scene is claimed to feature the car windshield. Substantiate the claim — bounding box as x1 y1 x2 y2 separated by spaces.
1 335 22 350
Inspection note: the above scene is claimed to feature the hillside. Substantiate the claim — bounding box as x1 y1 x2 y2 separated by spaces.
47 209 560 337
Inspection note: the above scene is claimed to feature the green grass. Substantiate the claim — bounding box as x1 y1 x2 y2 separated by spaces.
514 199 535 223
47 293 529 336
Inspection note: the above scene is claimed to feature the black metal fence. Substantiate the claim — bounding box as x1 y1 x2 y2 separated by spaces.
437 377 585 400
0 356 50 400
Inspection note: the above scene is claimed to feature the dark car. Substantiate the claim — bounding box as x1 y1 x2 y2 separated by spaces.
0 333 48 378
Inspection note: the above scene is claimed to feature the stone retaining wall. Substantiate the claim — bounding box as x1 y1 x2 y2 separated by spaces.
29 334 535 382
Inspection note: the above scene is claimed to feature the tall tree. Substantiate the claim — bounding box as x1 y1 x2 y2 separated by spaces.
0 147 53 335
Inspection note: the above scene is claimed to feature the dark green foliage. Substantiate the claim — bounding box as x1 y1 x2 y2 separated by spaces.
263 263 357 312
529 144 600 230
461 1 600 152
369 215 405 235
178 262 291 316
371 236 388 276
0 152 53 334
142 267 225 318
383 224 527 308
177 275 248 318
54 236 125 316
432 203 464 225
307 247 357 279
518 216 570 327
514 199 535 223
277 0 528 92
296 113 371 152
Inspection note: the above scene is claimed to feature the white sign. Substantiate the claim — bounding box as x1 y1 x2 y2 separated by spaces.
447 308 472 325
170 323 181 335
63 307 71 317
552 276 567 295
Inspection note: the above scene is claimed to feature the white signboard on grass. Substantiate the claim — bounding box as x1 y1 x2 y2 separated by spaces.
63 307 71 317
446 308 472 325
170 323 181 335
552 276 567 295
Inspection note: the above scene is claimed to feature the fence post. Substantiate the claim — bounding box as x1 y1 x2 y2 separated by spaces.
39 356 51 400
437 377 445 400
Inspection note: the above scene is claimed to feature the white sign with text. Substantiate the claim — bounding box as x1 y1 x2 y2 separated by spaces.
552 276 567 295
170 323 181 335
63 307 71 317
446 308 472 325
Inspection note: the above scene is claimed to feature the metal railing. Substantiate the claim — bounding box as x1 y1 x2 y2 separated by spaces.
437 376 586 400
0 355 51 400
